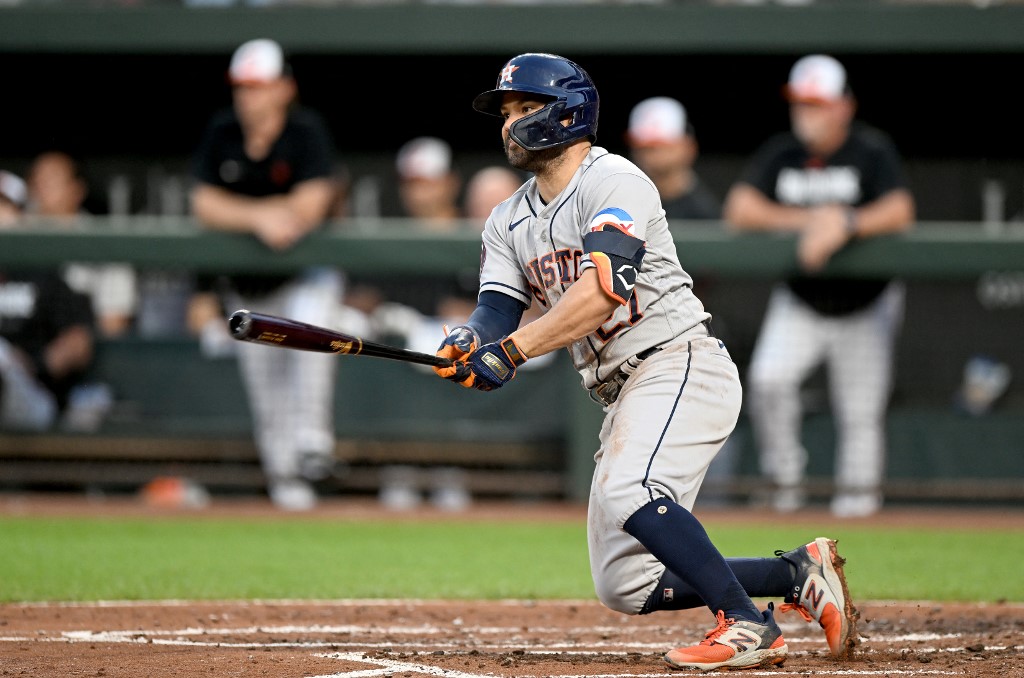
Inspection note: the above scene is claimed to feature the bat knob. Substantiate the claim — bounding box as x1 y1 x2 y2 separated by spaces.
228 309 252 339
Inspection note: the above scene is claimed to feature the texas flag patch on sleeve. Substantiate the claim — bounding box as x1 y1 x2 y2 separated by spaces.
588 207 635 235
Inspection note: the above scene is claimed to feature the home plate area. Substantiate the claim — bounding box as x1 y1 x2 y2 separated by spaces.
1 599 1021 677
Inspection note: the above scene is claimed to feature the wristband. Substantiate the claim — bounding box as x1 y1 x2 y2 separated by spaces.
500 336 528 367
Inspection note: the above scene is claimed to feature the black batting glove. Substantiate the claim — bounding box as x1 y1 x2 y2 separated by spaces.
462 336 529 391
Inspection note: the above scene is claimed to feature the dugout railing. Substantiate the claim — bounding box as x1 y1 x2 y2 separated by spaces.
0 219 1021 505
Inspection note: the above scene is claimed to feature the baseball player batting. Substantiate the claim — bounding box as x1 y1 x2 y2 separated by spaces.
430 53 858 671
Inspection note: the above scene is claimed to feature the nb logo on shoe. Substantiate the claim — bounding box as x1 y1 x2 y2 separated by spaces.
804 579 827 611
728 630 759 652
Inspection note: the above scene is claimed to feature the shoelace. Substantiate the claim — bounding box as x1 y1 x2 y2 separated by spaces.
777 602 814 622
700 610 734 645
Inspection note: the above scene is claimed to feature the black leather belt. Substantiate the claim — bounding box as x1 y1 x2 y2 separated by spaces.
634 344 661 361
589 319 717 407
635 319 714 360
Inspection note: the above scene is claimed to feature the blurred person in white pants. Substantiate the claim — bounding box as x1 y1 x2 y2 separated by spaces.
723 54 916 518
190 38 345 511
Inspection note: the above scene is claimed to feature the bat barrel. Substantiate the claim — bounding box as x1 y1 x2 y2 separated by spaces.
228 310 253 339
226 308 455 368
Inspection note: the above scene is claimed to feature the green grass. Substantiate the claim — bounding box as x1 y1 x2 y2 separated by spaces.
708 527 1024 603
1 517 1021 603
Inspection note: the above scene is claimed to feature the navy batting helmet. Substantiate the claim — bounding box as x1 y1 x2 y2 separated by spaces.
473 53 599 151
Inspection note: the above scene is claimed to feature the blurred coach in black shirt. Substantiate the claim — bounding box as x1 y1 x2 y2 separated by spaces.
190 38 346 511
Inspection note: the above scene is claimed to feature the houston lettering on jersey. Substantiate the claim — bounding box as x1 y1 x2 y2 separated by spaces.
526 249 584 305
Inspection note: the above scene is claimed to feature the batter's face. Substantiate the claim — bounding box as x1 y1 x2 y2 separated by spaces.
499 93 567 173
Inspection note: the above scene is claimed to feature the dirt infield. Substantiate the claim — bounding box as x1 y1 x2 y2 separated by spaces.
3 598 1023 677
2 496 1023 677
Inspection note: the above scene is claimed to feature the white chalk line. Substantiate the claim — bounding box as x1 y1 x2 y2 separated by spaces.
0 622 988 645
1 622 1014 653
309 653 964 678
1 634 1015 659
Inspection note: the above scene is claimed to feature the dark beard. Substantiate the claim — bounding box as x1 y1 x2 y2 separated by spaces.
505 138 564 174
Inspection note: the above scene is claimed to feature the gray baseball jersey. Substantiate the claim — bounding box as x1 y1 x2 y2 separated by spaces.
478 146 740 616
479 146 710 390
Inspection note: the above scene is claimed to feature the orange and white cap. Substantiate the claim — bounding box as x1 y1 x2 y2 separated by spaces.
228 38 289 85
626 96 689 147
784 54 849 104
397 137 452 180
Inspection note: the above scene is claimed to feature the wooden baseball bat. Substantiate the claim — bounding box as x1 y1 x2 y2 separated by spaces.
227 309 454 368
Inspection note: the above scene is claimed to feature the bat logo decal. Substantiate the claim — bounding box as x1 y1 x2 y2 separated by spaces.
256 332 286 343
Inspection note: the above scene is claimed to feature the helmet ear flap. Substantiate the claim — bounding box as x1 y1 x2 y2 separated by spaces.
509 101 572 151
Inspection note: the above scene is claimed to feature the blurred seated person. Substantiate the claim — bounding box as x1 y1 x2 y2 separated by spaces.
395 136 463 230
370 159 553 371
625 96 721 221
458 162 547 329
25 150 139 337
342 137 466 324
0 170 28 227
625 96 736 348
0 172 95 432
463 165 525 222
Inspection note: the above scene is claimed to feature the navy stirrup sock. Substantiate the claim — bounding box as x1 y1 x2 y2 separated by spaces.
640 556 795 614
623 497 762 622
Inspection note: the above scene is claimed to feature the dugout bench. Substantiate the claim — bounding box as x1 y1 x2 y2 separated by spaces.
0 336 574 500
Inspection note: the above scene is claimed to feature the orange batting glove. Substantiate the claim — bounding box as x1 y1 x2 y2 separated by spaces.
433 324 480 385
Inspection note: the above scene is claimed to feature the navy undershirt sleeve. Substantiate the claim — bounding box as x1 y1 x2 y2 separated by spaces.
465 291 526 344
